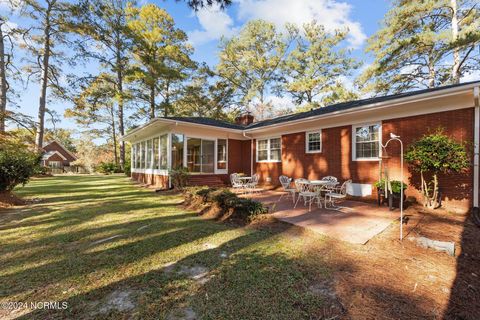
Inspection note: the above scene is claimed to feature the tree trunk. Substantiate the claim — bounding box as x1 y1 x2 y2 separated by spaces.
110 106 118 166
163 81 170 117
0 23 7 134
451 0 461 84
428 56 436 88
35 7 52 150
116 46 125 169
149 83 155 119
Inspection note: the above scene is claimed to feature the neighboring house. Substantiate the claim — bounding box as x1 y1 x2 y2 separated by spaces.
122 81 480 213
41 140 77 170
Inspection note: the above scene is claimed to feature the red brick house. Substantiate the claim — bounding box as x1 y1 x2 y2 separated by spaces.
41 140 77 170
122 81 480 213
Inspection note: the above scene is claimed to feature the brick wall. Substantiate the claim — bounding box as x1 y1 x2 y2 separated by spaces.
131 172 169 189
254 108 475 213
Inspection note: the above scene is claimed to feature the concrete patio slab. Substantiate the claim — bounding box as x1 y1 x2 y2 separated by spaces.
245 191 401 245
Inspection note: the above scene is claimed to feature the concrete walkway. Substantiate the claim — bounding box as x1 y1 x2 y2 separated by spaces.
247 191 401 245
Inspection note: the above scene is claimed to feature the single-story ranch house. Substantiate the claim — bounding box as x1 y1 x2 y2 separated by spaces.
122 81 480 213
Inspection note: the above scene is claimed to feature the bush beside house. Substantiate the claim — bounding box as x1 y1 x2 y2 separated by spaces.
184 186 268 223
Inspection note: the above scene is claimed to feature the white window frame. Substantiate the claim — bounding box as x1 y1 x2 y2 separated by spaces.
352 122 382 161
256 137 282 163
216 138 228 173
305 130 322 153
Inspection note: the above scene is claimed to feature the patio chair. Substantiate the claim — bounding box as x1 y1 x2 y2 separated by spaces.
278 175 296 203
230 173 244 192
321 176 338 192
294 178 322 211
325 179 352 209
245 173 261 193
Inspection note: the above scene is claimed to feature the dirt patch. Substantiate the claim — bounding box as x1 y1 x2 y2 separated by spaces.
166 306 197 320
98 289 136 314
0 192 27 208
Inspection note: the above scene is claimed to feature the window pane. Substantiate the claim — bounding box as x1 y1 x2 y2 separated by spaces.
141 141 146 168
160 134 168 170
270 148 281 161
217 139 227 170
171 134 184 169
308 132 321 151
270 138 281 149
258 150 268 161
258 139 268 150
187 138 201 173
153 138 159 169
146 139 153 169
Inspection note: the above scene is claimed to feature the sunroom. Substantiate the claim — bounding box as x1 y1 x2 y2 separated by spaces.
123 118 249 188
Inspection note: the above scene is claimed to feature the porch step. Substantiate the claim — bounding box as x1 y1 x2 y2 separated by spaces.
187 175 227 188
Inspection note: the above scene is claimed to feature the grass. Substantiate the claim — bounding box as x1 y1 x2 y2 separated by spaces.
0 175 333 319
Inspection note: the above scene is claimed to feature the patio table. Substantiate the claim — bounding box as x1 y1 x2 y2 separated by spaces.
237 176 252 186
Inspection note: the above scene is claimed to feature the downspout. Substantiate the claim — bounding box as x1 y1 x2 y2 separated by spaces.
473 86 480 213
243 131 254 176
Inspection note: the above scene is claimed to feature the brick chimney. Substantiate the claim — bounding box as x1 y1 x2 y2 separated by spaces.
235 112 254 126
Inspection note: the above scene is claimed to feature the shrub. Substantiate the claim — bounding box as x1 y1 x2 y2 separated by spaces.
123 160 131 177
169 167 190 190
0 137 41 192
374 179 406 194
405 129 470 209
97 162 121 174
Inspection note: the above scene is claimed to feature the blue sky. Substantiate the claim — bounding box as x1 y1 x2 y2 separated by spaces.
5 0 392 132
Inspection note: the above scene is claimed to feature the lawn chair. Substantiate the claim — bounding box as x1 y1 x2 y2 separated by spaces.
245 173 261 193
294 179 321 211
321 176 338 192
278 175 296 203
325 179 352 209
230 173 244 192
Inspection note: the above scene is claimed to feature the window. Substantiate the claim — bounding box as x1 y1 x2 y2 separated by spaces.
353 123 381 160
306 131 322 153
49 161 62 168
135 143 141 169
217 139 227 170
153 137 159 169
257 137 281 162
160 134 168 170
171 133 184 169
140 141 146 168
146 139 153 168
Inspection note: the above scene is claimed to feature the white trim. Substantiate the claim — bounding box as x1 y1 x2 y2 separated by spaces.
44 140 77 160
43 150 67 161
352 122 382 161
305 130 322 153
256 137 282 163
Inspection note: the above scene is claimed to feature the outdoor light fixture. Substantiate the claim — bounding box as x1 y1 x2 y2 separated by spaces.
381 133 404 241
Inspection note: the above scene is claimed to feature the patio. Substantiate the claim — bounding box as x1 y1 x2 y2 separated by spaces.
245 190 403 245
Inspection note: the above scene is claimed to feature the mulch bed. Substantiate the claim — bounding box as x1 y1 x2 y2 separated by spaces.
0 192 27 208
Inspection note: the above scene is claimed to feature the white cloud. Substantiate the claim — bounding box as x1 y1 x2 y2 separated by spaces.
188 5 238 46
236 0 367 48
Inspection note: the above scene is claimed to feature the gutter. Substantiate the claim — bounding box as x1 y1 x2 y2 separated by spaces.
473 86 480 212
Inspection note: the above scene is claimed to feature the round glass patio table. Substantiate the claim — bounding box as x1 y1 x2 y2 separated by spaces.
308 180 339 193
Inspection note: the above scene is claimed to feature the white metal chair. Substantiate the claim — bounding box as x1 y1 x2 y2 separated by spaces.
325 179 352 209
230 173 244 191
294 179 322 211
322 176 338 192
245 173 261 193
278 175 296 203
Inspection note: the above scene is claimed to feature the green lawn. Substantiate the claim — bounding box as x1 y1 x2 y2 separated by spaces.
0 175 333 319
